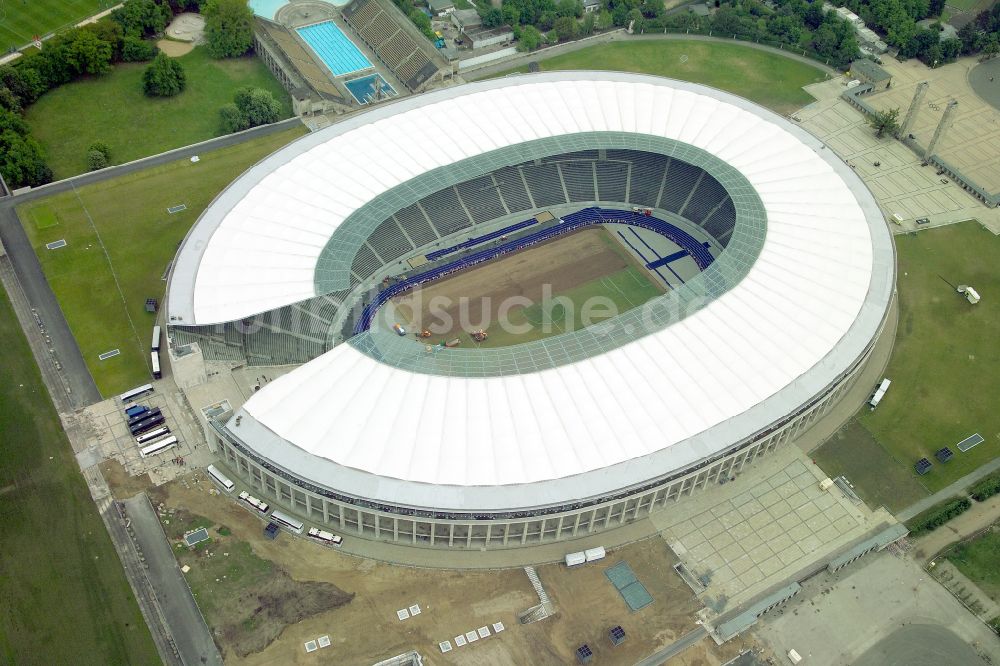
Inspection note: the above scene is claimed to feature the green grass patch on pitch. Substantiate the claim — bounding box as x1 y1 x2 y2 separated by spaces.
16 125 308 397
859 222 1000 492
486 40 827 114
812 420 930 513
0 288 161 665
946 527 1000 603
25 46 293 179
31 207 59 229
0 0 105 49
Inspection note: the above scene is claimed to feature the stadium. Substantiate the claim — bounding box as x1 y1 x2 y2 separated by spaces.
166 71 895 549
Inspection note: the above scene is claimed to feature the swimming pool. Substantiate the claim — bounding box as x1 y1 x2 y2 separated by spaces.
297 21 373 77
344 73 397 105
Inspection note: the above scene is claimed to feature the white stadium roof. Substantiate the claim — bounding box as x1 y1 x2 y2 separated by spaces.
172 72 895 511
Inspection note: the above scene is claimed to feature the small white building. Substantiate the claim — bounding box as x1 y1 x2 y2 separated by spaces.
428 0 455 16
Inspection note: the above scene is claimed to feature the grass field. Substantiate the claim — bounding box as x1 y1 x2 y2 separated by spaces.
0 0 105 49
859 222 1000 491
25 47 293 178
0 288 160 665
395 227 664 348
489 40 828 114
812 420 929 512
16 125 308 396
946 527 1000 603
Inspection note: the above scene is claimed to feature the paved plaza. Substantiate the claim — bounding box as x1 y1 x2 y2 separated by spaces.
754 551 1000 666
650 446 894 616
794 77 1000 233
864 55 1000 195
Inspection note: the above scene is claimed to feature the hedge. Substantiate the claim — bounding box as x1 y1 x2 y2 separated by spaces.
906 496 972 536
969 471 1000 503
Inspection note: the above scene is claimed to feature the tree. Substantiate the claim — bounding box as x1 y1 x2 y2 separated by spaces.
62 29 114 75
203 0 255 58
556 0 583 18
581 12 596 34
553 15 579 40
482 7 505 27
0 130 52 188
88 141 112 162
984 34 1000 60
219 87 282 132
517 24 543 50
87 149 109 171
142 53 186 96
122 35 158 61
595 9 613 29
867 107 900 138
112 0 172 37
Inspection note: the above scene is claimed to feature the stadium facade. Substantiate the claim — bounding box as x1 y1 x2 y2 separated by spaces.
167 72 895 549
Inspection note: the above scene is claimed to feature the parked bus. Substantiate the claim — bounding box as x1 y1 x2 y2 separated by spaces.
238 491 269 514
151 325 161 352
135 426 170 445
151 351 161 379
130 414 165 436
125 404 147 418
206 464 235 493
128 407 159 426
120 383 154 404
268 510 303 534
307 527 343 546
140 435 177 458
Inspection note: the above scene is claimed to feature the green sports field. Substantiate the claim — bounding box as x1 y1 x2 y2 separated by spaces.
488 40 828 114
25 47 293 179
0 288 160 665
946 528 1000 603
0 0 106 49
16 125 308 397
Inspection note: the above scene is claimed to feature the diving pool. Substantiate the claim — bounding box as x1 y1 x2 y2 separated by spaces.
345 73 397 105
297 21 373 77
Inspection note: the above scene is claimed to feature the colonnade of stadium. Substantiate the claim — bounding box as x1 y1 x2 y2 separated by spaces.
207 340 872 547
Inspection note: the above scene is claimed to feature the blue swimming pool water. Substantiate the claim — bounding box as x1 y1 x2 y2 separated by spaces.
248 0 288 20
297 21 373 77
344 73 397 104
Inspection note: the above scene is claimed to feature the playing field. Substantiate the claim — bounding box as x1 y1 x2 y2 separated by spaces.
487 40 828 114
393 227 664 348
946 528 1000 603
0 288 160 664
25 47 293 179
16 125 308 397
0 0 104 49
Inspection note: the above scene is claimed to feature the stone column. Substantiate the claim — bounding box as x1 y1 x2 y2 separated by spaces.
924 100 958 160
898 81 928 138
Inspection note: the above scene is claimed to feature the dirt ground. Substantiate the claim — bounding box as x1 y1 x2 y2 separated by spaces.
394 228 632 340
154 473 743 665
102 458 153 499
157 40 195 57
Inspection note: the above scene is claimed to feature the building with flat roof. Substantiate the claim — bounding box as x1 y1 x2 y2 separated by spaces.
851 59 892 90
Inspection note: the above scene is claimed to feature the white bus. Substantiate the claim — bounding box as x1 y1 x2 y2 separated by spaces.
140 435 177 458
206 464 235 493
120 383 154 404
151 351 162 379
238 490 269 514
135 426 170 445
151 325 161 352
307 527 343 546
269 509 303 534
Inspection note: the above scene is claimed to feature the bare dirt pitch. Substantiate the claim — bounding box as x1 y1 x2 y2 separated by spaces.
392 227 662 348
154 474 742 665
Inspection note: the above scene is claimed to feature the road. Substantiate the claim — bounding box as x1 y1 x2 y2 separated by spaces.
897 455 1000 522
124 494 223 666
634 627 708 666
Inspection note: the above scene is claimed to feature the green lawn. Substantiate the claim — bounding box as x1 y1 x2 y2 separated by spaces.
16 125 308 396
0 288 160 665
0 0 107 49
25 46 293 179
858 222 1000 492
812 420 929 513
489 40 828 114
946 528 1000 603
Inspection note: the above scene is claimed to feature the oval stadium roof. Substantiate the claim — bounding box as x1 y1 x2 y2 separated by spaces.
172 72 894 510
